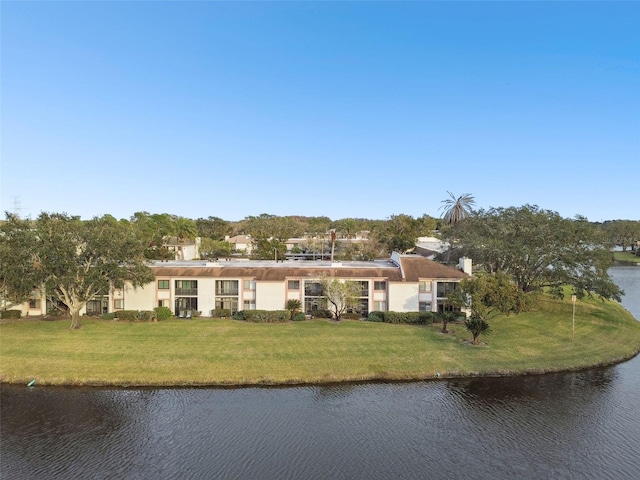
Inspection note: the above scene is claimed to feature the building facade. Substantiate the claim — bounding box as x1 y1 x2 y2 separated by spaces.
13 254 471 317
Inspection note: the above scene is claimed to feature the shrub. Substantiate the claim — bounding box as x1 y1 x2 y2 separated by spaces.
292 312 306 322
154 306 173 321
211 308 231 318
137 310 155 322
1 310 21 319
286 299 302 320
115 310 156 321
242 310 289 323
367 311 386 322
310 309 333 319
100 312 118 320
341 312 361 320
115 310 139 321
366 311 434 325
232 310 246 320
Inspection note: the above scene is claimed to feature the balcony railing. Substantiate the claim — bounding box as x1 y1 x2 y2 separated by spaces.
175 288 198 296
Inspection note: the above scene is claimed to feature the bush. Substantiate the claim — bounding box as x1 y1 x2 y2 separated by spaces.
211 308 231 318
292 312 306 322
310 309 333 319
100 312 117 320
242 310 289 323
115 310 139 321
367 311 386 322
232 310 246 320
341 312 362 320
1 310 21 319
154 306 173 321
138 311 155 322
366 311 434 325
115 310 156 321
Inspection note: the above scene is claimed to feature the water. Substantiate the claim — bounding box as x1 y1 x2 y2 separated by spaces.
1 266 639 480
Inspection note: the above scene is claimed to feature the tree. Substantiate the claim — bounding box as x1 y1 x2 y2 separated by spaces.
286 299 302 320
0 212 153 329
199 238 233 259
0 214 39 309
439 192 476 226
602 220 640 252
448 272 527 344
319 276 362 321
195 216 232 241
464 317 492 345
372 214 420 254
442 205 622 301
437 311 457 334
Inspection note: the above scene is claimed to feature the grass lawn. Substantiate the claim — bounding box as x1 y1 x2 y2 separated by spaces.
1 294 639 386
613 251 640 264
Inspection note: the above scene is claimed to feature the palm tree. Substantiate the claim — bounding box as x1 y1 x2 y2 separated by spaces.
439 192 476 225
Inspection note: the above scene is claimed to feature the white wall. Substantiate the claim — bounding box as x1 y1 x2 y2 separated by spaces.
256 282 286 310
123 282 156 311
388 283 419 312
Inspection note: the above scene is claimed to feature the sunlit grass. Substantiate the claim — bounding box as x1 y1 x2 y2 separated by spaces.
1 294 639 386
613 251 640 264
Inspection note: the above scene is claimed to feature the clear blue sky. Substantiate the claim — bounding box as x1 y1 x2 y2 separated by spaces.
1 1 638 222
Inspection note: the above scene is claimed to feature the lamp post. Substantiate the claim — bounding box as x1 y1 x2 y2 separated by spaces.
571 295 577 341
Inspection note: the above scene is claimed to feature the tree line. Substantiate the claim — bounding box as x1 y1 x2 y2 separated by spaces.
1 200 638 333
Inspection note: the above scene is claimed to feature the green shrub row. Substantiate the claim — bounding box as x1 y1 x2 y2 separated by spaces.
233 310 290 323
1 310 22 319
115 310 157 321
367 311 434 325
341 312 362 320
210 308 231 318
309 309 333 319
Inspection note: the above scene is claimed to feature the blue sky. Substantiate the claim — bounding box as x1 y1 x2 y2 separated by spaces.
1 1 638 222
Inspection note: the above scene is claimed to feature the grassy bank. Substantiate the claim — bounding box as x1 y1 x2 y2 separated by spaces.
1 294 639 387
613 251 640 264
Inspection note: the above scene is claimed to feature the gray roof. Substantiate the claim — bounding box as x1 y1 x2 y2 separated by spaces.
149 255 468 282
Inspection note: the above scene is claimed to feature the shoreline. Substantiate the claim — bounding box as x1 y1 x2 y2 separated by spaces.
3 298 640 388
3 348 640 389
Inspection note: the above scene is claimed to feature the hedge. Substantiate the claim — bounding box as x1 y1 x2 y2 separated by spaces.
210 308 231 318
366 311 434 325
233 310 290 323
115 310 156 321
1 310 22 319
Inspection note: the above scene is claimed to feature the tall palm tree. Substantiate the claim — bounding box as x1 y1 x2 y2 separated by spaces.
439 192 476 225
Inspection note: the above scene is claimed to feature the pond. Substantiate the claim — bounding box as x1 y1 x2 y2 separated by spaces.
1 265 639 480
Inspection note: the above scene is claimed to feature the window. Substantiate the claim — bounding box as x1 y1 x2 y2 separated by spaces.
175 280 197 295
216 297 238 313
304 281 324 314
419 302 432 312
373 301 386 311
175 297 198 317
243 300 256 310
243 280 256 290
288 280 300 290
374 281 386 291
350 281 369 297
436 282 457 298
114 299 124 309
158 280 169 289
419 281 432 293
216 280 238 295
29 299 41 309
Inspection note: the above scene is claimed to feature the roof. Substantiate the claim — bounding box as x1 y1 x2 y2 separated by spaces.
150 255 468 282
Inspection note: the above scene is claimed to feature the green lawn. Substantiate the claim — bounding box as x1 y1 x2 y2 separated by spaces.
2 294 639 386
613 251 640 264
